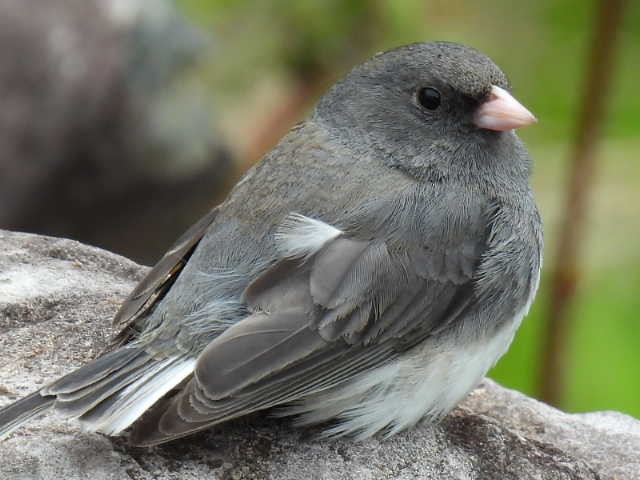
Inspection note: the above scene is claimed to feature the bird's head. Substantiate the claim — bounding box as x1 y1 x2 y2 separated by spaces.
315 41 536 178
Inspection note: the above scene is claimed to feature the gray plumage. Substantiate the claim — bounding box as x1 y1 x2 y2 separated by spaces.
0 41 542 446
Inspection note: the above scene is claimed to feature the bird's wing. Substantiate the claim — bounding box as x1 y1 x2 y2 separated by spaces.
111 207 219 346
129 211 490 446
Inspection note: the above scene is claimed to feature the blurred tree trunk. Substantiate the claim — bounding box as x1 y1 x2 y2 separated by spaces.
539 0 628 406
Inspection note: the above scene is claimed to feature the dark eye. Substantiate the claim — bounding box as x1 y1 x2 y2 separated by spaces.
417 87 441 110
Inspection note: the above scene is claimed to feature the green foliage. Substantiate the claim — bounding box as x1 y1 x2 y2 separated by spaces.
491 264 640 418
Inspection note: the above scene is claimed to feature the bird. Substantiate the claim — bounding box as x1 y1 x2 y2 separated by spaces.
0 41 541 447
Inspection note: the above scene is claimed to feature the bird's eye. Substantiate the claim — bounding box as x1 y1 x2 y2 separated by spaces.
417 87 441 110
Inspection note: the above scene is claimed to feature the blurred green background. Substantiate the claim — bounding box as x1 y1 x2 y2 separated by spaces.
173 0 640 417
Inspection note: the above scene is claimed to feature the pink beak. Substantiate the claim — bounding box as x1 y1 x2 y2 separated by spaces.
474 85 537 131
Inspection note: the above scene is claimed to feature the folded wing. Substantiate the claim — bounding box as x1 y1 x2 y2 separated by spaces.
130 213 488 446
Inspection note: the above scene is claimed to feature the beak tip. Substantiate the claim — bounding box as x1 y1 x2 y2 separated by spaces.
524 109 538 125
474 85 537 131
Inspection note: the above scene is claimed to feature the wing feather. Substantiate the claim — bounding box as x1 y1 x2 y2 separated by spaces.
111 207 219 345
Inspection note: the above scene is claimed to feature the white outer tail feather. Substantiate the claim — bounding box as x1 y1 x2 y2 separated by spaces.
81 356 196 435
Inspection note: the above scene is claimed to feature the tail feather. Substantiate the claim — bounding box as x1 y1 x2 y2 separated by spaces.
0 347 195 440
42 348 142 395
55 352 150 403
80 356 195 435
55 359 158 417
0 391 55 440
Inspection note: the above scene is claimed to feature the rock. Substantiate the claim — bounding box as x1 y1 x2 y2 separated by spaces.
0 0 233 264
1 230 638 479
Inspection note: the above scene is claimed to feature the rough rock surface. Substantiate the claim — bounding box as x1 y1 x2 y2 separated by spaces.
0 230 638 480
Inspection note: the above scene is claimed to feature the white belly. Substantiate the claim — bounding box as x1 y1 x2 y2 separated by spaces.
287 312 529 439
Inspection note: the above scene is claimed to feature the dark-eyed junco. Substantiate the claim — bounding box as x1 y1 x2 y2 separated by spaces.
0 41 541 446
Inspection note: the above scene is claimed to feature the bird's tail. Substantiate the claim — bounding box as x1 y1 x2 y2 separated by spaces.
0 346 195 440
0 391 55 439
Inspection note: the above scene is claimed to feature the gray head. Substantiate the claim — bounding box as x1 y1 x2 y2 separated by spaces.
315 41 536 180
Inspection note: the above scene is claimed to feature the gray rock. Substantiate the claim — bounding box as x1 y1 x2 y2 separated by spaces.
1 230 638 479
